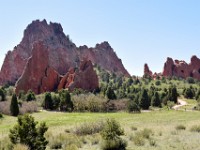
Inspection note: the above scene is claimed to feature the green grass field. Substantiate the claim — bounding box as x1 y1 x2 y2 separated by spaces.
1 110 200 150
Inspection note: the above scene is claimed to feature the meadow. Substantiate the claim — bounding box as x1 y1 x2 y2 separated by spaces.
1 109 200 150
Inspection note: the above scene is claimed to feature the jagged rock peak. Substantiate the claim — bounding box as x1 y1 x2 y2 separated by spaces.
144 63 153 77
95 41 112 50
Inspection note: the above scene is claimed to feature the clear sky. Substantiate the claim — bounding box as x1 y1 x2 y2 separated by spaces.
0 0 200 76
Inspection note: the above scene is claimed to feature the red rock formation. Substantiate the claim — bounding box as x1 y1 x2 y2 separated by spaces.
162 55 200 80
0 20 130 86
58 60 99 92
144 63 153 77
15 42 60 94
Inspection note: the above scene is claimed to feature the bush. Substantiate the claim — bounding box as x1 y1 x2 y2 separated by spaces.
183 86 195 99
127 100 140 113
72 94 107 112
168 85 178 103
155 80 161 86
0 101 11 115
187 77 195 84
131 133 145 146
74 120 105 135
101 119 127 150
10 94 19 116
190 125 200 132
26 90 36 101
106 86 116 100
151 92 161 107
175 125 186 130
9 114 48 150
19 101 38 115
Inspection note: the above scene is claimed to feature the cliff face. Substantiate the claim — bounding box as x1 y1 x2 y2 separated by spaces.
0 20 130 86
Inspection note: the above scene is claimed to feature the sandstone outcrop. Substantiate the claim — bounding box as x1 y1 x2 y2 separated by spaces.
15 42 60 94
0 19 129 86
144 63 153 77
58 60 99 91
162 55 200 80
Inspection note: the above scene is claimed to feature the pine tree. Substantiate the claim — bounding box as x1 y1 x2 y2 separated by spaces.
9 114 48 150
10 94 19 116
106 86 116 100
59 90 73 111
151 92 161 107
139 88 150 109
43 92 53 110
168 85 178 103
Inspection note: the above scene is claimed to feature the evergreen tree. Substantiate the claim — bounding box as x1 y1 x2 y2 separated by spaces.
106 86 116 100
139 88 150 109
59 90 73 111
26 90 36 101
43 92 53 110
9 114 48 150
151 92 161 107
168 85 178 103
0 88 6 101
10 94 19 116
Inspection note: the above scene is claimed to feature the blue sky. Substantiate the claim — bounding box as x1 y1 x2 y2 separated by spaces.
0 0 200 76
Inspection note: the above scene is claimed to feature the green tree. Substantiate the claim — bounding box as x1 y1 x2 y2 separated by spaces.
10 94 19 116
0 88 6 101
183 86 195 99
43 92 53 110
127 99 141 113
151 92 161 107
59 90 73 111
139 88 150 109
101 119 127 150
168 85 178 103
9 114 48 150
106 86 116 100
26 90 36 101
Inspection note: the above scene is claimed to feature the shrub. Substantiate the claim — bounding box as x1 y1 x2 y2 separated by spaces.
10 94 19 116
175 125 186 130
106 86 116 100
131 133 145 146
0 101 11 115
127 100 140 113
74 120 105 135
187 77 195 84
0 113 3 118
183 86 195 99
155 80 161 86
19 101 38 115
9 114 48 150
26 90 36 101
101 119 127 150
140 128 153 139
190 125 200 132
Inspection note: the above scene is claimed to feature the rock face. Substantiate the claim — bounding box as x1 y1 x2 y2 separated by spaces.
144 63 152 77
58 60 99 91
15 42 60 94
0 19 130 86
162 55 200 80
